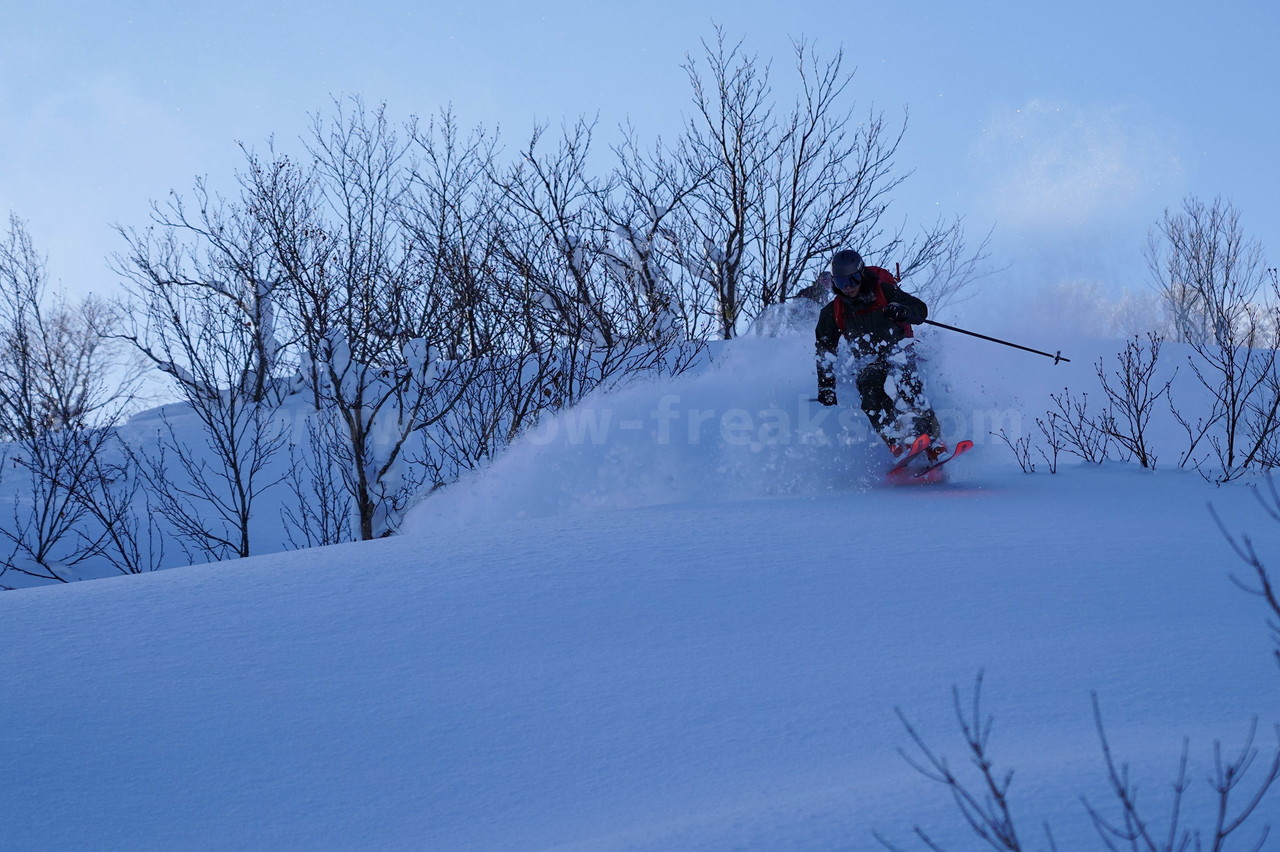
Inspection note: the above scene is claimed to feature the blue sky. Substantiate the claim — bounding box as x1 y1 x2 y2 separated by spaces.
2 0 1276 303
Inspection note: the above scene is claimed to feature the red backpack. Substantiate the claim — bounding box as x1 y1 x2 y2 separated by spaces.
832 266 913 337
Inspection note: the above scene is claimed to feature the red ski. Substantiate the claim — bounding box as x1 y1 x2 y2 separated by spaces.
885 437 973 485
887 434 933 477
913 440 974 480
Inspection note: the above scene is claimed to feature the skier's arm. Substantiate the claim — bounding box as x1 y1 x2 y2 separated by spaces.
884 283 928 324
815 305 839 403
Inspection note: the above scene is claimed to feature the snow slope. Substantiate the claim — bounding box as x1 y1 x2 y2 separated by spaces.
2 324 1278 850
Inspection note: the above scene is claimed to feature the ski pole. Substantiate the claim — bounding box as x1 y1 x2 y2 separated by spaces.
923 319 1070 364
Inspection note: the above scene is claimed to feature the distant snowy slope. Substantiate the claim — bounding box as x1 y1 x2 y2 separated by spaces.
2 328 1278 850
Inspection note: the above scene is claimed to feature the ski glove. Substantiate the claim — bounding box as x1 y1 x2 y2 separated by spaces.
817 387 838 406
884 303 909 322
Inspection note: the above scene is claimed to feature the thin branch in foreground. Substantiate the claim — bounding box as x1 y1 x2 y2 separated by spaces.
874 672 1028 851
1083 693 1278 852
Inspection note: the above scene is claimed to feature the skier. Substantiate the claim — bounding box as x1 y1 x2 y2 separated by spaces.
814 248 943 458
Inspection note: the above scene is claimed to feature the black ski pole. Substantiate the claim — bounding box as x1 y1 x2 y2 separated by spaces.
923 319 1070 364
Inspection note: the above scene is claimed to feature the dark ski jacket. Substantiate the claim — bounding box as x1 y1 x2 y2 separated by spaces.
815 266 928 390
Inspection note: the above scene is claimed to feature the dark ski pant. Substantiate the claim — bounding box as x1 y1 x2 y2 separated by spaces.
855 356 941 445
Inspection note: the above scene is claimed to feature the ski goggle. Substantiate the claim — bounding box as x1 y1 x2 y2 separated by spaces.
835 273 863 291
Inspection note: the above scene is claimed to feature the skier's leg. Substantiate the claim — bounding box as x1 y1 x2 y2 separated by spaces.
893 346 941 442
855 360 898 448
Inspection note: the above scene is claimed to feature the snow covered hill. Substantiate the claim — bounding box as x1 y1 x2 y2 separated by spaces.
2 324 1279 850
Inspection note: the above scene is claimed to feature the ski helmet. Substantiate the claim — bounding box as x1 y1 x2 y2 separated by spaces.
831 249 866 284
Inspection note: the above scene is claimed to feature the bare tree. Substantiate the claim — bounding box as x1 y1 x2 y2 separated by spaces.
755 38 905 307
1034 412 1064 474
280 411 355 549
0 215 142 585
1084 695 1278 852
1213 481 1280 669
116 175 285 403
885 435 1280 850
1094 334 1172 469
0 214 138 436
1146 197 1267 348
406 108 506 360
877 675 1279 852
874 673 1033 851
495 120 623 349
113 216 289 562
677 29 777 338
603 125 714 340
675 28 986 338
1145 197 1279 479
993 426 1037 474
1171 309 1280 480
257 97 472 539
895 217 994 315
69 442 166 575
0 430 102 585
1040 388 1110 465
493 120 703 417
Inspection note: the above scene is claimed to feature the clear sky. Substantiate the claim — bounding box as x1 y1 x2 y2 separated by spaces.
3 0 1277 304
